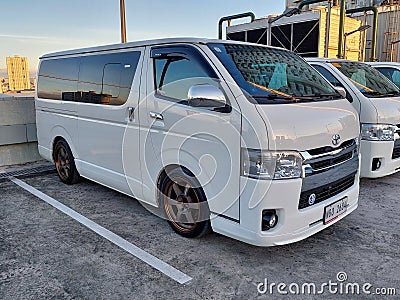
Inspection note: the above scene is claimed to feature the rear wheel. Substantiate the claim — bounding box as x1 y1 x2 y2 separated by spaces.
54 139 80 185
160 168 211 238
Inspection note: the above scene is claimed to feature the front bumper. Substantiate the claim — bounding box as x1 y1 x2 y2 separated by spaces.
211 173 359 247
360 140 400 178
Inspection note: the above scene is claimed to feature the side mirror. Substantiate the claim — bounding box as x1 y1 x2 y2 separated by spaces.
334 86 346 99
187 84 226 108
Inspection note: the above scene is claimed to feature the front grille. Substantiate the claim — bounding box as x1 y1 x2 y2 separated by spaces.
307 139 355 156
299 172 356 209
302 139 357 176
309 152 353 171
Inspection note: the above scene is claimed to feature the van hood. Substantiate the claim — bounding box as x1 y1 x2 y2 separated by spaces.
368 97 400 125
255 99 359 151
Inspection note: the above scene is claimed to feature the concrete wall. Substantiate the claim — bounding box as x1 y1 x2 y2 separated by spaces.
0 95 42 166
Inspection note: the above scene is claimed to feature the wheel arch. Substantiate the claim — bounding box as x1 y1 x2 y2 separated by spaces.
50 126 78 162
156 164 208 206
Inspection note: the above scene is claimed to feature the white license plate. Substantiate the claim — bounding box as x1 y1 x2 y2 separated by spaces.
324 197 348 224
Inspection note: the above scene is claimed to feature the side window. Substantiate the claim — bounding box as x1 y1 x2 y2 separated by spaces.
37 57 80 100
312 65 342 87
78 51 140 105
37 51 141 105
152 48 219 103
312 64 353 102
102 63 122 99
376 67 400 89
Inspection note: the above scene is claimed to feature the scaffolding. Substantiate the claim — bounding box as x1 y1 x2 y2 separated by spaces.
383 0 400 61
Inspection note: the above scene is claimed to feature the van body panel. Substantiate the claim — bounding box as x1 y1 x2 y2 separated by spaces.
360 140 400 178
141 44 242 219
36 109 78 161
76 48 145 198
36 39 361 246
212 174 359 246
368 97 400 125
255 99 359 151
307 57 400 178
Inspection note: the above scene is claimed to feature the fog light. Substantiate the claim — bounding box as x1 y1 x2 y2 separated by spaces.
262 210 278 231
372 158 382 171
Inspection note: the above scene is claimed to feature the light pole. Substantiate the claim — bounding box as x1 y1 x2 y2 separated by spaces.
120 0 127 43
324 0 332 58
343 25 371 60
391 40 400 62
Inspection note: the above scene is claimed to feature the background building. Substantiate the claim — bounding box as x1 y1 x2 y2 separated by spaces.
284 0 400 61
6 55 31 91
227 7 363 61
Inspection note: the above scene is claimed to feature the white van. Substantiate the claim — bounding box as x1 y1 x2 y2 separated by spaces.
36 39 360 246
307 58 400 178
367 62 400 89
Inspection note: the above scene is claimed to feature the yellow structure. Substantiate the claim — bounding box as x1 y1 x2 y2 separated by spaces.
316 6 362 61
6 55 31 91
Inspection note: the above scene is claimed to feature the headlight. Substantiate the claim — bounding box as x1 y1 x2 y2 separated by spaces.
361 124 396 141
242 149 303 180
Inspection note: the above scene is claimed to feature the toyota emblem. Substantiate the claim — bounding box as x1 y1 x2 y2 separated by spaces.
308 194 316 205
332 134 341 146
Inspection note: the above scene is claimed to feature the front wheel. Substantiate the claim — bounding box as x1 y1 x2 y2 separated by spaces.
160 168 211 238
54 139 80 185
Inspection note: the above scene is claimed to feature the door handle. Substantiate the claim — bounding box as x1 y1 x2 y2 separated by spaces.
149 111 164 120
128 107 135 121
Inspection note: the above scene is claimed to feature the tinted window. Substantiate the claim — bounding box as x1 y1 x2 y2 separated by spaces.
153 48 218 102
37 51 141 105
78 52 140 105
375 67 400 89
331 61 400 97
312 65 342 87
37 58 80 100
209 43 340 104
312 64 353 102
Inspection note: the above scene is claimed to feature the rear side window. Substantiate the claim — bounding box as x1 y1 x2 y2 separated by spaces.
37 58 80 100
37 51 141 105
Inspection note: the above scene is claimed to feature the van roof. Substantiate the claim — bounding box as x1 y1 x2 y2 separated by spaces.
40 37 288 59
305 57 359 64
367 61 400 67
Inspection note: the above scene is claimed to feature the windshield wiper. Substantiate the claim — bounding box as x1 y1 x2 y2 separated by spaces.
252 94 320 102
300 93 341 100
362 91 387 97
382 91 400 97
251 94 296 101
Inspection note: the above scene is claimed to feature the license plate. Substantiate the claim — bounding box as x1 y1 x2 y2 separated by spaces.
324 197 348 224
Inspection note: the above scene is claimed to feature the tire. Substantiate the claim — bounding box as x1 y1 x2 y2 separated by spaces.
160 168 211 238
54 139 80 185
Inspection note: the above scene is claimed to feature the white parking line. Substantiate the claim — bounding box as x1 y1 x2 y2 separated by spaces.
10 177 192 284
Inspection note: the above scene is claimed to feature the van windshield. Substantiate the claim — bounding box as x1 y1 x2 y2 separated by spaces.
331 61 400 98
208 43 341 104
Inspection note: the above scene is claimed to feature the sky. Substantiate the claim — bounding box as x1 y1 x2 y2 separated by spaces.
0 0 285 75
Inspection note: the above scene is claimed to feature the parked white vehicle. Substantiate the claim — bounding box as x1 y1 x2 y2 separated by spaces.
367 62 400 89
36 39 360 246
307 58 400 178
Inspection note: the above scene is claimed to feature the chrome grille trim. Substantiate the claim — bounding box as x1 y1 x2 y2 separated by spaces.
301 139 358 176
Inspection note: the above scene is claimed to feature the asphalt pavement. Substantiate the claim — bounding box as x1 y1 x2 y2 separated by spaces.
0 163 399 299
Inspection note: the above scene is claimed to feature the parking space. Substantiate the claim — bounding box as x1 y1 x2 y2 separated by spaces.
1 167 399 299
